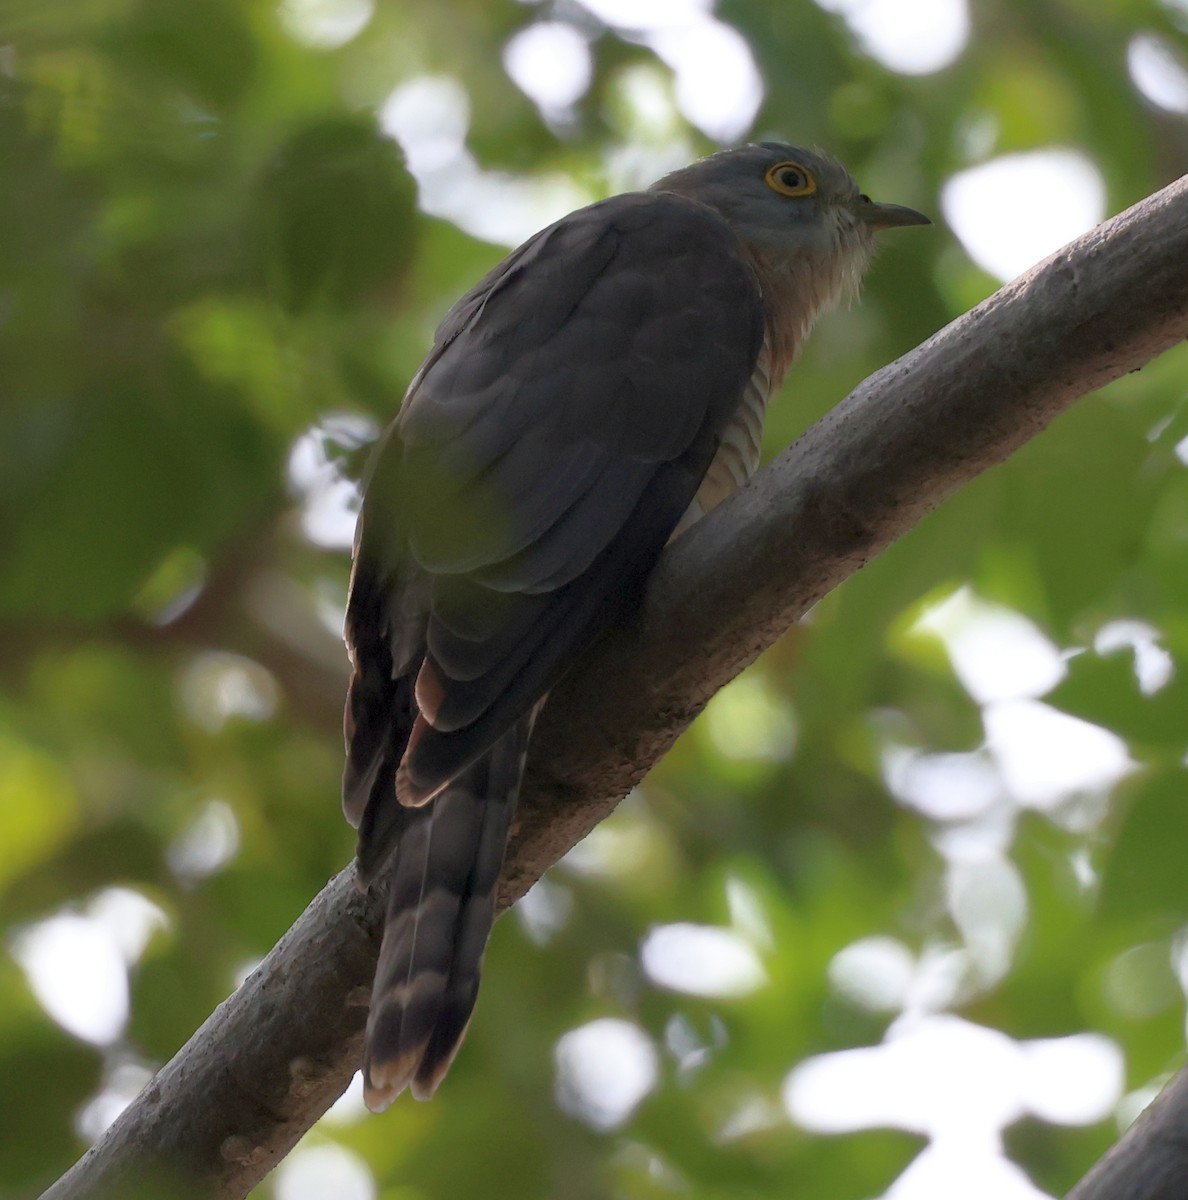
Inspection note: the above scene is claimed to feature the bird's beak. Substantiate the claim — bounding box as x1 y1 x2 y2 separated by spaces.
857 198 931 231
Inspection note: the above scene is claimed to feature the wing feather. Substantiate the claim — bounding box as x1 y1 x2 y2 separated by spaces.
345 189 764 824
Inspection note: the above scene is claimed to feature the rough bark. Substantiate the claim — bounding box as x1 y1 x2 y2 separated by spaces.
1066 1068 1188 1200
44 174 1188 1200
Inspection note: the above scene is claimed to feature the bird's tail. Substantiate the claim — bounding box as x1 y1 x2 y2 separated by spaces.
362 716 531 1110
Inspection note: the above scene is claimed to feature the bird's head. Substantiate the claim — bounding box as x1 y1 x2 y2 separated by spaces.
651 141 929 362
652 141 928 246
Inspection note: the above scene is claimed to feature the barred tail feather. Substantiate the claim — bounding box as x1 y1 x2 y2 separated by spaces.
363 717 531 1110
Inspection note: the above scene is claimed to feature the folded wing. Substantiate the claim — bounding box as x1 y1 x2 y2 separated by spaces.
344 188 765 847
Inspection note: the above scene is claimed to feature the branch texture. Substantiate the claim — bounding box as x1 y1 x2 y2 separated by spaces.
1066 1068 1188 1200
45 174 1188 1200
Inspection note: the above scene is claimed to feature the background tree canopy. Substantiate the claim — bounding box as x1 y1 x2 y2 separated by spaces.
3 0 1188 1197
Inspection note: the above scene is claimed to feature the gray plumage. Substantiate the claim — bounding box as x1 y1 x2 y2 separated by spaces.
342 142 928 1111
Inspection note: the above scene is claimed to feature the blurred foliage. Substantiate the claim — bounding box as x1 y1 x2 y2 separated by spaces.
2 0 1188 1197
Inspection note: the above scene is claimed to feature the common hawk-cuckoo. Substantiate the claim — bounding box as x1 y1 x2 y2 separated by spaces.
342 142 928 1110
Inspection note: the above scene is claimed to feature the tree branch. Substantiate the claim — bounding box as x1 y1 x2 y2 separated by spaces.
1066 1066 1188 1200
45 174 1188 1200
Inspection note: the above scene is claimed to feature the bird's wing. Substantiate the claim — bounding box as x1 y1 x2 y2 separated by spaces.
345 191 764 820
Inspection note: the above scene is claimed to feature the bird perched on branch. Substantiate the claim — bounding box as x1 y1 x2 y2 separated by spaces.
342 141 928 1110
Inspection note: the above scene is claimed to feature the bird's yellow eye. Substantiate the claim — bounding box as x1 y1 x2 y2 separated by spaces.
765 161 816 198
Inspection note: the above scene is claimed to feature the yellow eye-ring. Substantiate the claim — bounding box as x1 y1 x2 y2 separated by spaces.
765 161 816 197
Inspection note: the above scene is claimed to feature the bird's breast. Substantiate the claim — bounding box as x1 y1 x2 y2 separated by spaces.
671 344 773 538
